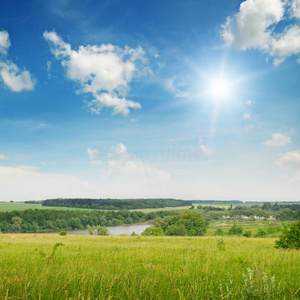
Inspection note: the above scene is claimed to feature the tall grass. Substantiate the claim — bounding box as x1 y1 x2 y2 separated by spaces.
0 234 299 299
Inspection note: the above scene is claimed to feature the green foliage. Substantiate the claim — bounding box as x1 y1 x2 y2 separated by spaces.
214 228 224 236
266 225 282 234
243 230 252 238
59 231 67 236
0 208 178 233
215 236 225 251
36 243 64 262
255 229 267 237
142 226 164 236
42 198 191 210
153 211 208 236
97 226 109 236
241 268 277 300
0 234 299 299
228 224 243 236
275 221 300 250
130 231 138 236
86 225 109 235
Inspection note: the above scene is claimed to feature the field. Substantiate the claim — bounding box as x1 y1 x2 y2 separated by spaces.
0 202 193 213
0 234 299 299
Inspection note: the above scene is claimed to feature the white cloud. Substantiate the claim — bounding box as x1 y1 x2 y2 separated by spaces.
276 150 300 168
165 77 189 98
291 0 300 19
243 113 252 120
245 124 254 131
263 132 291 147
222 0 300 65
199 138 210 154
0 154 9 160
87 147 102 165
0 61 36 92
246 99 252 106
88 143 170 186
44 31 146 116
0 30 36 92
0 30 10 54
0 166 98 201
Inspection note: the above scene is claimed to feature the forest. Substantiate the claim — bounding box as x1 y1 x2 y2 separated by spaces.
0 209 178 233
40 198 191 210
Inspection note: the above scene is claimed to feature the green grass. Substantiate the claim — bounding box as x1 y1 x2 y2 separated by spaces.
0 202 192 213
0 202 94 212
207 219 283 237
0 234 299 299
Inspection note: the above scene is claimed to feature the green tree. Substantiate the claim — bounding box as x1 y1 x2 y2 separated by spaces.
97 226 109 236
275 221 300 250
214 228 224 236
142 226 165 236
228 224 243 236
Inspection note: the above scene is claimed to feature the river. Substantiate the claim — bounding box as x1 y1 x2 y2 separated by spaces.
68 224 151 236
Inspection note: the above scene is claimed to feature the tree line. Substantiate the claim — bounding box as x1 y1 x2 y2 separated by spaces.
0 209 179 233
40 198 191 210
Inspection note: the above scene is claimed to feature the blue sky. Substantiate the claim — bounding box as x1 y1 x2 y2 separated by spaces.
0 0 300 201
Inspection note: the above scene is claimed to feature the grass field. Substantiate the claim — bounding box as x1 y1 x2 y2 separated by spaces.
206 219 282 237
0 202 93 212
0 202 193 213
0 234 299 299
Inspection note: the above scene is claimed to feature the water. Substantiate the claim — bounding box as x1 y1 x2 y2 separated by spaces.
68 224 151 236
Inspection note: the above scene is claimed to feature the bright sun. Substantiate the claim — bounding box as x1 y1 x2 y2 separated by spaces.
208 78 231 100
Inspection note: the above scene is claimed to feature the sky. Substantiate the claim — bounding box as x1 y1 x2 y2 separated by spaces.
0 0 300 202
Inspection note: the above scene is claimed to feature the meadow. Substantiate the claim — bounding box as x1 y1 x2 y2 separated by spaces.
0 234 299 299
0 202 192 213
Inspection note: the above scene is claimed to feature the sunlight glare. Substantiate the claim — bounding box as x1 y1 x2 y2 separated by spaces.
209 78 231 100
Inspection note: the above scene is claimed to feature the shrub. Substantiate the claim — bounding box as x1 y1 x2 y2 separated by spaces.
275 221 300 250
142 226 164 236
255 229 266 237
228 224 243 236
97 226 109 236
216 236 225 251
59 231 67 236
214 228 224 236
243 230 252 238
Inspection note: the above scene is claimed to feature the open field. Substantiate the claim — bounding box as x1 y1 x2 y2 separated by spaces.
0 234 299 299
0 202 93 212
0 202 193 213
206 219 282 237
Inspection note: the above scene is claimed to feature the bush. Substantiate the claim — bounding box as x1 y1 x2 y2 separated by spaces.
97 226 109 236
275 221 300 250
243 230 252 238
228 224 243 236
214 228 224 236
59 231 67 236
255 229 266 237
142 226 164 236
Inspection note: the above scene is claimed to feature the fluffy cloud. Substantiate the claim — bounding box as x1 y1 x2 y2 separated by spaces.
263 132 291 147
199 138 210 155
0 30 36 91
0 166 98 201
0 31 10 54
291 0 300 18
222 0 300 65
276 150 300 168
44 31 145 116
0 154 9 160
165 77 189 98
88 143 170 185
243 113 252 120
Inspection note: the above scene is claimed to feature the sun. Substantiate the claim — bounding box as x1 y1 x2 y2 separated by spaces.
208 78 231 100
